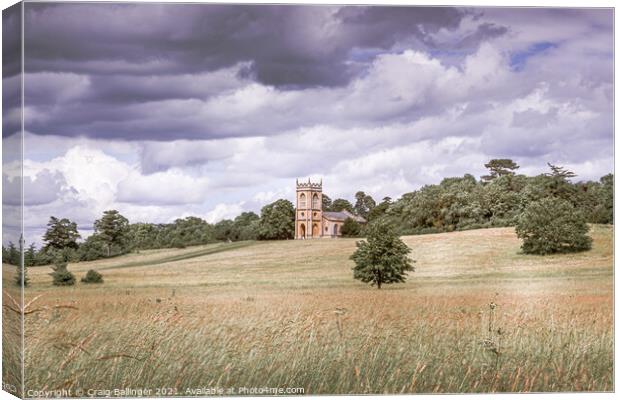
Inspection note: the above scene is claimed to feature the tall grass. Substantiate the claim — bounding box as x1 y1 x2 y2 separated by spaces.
2 269 23 397
22 288 612 394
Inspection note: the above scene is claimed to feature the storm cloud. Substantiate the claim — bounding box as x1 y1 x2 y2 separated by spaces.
18 3 492 140
24 4 467 83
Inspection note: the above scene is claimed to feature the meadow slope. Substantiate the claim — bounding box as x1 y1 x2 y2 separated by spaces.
3 225 613 395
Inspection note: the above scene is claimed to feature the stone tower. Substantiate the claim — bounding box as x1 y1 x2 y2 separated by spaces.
295 178 323 239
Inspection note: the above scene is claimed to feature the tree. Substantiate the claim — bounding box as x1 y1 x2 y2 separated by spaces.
322 194 333 211
231 212 260 241
24 243 37 267
354 191 376 219
483 175 526 226
537 164 579 202
77 234 110 261
129 217 217 250
395 175 486 233
350 221 414 289
129 223 159 250
516 198 592 255
50 259 76 286
590 173 613 224
13 242 30 287
546 163 577 180
367 197 392 222
258 199 295 240
42 216 81 250
340 217 362 237
94 210 130 256
15 263 29 287
214 219 235 241
330 198 354 213
15 243 37 286
481 159 520 182
2 242 20 266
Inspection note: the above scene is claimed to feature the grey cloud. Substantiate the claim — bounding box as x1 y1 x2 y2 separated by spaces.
2 4 22 138
511 107 559 129
19 3 486 140
24 3 466 86
2 3 21 78
455 22 508 49
2 175 20 206
3 169 73 206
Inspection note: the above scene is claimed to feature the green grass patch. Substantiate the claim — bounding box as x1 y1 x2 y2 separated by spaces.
97 241 259 271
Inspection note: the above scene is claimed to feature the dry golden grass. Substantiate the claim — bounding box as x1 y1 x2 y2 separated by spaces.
2 266 22 397
3 225 613 395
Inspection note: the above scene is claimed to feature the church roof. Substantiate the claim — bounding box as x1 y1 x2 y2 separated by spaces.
323 210 366 223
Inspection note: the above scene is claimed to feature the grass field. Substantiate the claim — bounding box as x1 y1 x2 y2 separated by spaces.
3 225 613 395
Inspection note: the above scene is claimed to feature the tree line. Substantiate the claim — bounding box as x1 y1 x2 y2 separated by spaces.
2 159 613 267
382 160 612 235
1 200 297 267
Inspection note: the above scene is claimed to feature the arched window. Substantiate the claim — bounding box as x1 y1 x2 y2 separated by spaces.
299 193 306 209
312 193 320 209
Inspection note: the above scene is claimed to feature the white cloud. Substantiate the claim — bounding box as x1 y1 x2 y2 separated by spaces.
204 202 245 224
117 169 210 205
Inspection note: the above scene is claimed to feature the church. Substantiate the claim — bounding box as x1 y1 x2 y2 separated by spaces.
295 179 366 239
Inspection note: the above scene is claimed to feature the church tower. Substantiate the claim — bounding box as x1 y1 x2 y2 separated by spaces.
295 178 323 239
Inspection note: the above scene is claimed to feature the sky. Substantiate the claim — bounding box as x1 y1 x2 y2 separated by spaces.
1 3 614 245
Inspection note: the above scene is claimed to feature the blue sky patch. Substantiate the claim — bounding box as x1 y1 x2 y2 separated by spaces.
510 41 557 71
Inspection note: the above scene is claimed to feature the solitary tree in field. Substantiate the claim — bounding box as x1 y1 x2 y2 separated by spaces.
350 221 414 289
516 198 591 255
481 159 520 182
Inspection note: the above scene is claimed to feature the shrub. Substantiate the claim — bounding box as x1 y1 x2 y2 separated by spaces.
516 198 592 255
51 260 76 286
81 269 104 284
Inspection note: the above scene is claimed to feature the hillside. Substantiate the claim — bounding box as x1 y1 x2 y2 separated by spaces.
20 224 613 291
4 225 613 393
